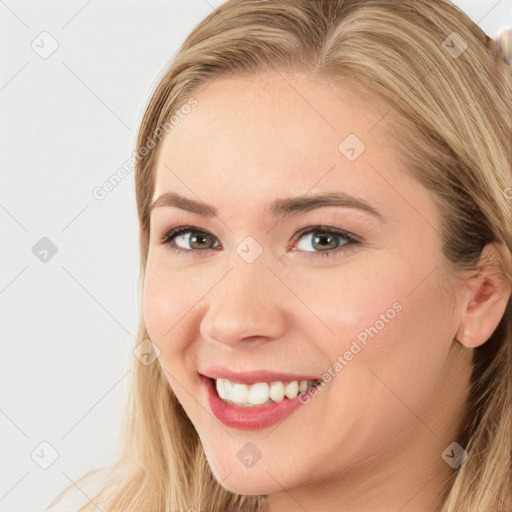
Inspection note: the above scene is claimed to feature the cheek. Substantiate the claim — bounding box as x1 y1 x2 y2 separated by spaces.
302 258 451 368
294 264 404 357
324 264 454 412
142 256 199 353
142 260 170 345
142 257 207 411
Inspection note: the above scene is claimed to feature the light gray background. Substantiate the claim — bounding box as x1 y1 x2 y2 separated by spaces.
1 1 510 510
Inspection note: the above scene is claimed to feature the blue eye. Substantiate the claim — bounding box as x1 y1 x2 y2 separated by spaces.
160 225 360 259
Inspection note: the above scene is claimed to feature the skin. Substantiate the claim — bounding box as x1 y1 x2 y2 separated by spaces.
142 73 510 512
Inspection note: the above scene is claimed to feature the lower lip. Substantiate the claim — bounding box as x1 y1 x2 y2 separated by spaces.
201 375 318 430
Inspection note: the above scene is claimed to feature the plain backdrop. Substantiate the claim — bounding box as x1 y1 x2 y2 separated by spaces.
1 1 510 510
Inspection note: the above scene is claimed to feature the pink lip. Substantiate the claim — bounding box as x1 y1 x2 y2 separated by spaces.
200 375 321 430
199 366 319 385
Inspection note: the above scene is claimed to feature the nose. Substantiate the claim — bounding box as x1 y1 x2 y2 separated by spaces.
199 257 289 347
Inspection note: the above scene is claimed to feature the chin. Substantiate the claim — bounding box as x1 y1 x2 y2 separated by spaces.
205 458 279 495
215 475 278 496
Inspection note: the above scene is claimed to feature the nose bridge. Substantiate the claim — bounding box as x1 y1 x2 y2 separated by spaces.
200 252 288 345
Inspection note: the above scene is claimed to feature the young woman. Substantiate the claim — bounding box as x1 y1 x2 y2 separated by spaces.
47 1 511 510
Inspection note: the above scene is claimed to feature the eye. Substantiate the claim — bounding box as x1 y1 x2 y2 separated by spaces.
159 224 360 259
291 226 359 259
161 226 221 253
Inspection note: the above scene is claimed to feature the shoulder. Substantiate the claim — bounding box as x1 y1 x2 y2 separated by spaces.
45 467 109 512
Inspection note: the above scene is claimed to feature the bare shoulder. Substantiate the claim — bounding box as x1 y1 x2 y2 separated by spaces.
45 467 109 512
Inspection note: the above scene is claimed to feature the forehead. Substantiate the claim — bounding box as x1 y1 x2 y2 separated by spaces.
152 73 431 223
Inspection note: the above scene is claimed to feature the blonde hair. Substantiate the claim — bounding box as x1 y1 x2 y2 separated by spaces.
48 1 511 511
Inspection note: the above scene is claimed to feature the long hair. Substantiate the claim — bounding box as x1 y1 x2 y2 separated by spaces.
47 1 511 511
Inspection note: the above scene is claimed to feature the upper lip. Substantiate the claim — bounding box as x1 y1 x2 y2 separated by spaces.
199 366 320 384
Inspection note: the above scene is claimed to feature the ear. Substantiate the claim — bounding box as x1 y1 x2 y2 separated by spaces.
455 243 511 349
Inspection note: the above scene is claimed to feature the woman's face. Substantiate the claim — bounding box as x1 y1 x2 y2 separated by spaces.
142 74 471 497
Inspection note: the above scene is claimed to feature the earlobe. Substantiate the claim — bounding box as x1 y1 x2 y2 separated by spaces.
457 326 471 347
455 244 511 349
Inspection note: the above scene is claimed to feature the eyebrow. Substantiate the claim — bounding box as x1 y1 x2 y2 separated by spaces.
149 191 385 222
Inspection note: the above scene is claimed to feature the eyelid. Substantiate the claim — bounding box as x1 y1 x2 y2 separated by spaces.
289 225 361 247
160 224 361 259
160 225 221 248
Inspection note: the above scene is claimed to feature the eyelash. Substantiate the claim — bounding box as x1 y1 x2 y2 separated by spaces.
159 225 361 260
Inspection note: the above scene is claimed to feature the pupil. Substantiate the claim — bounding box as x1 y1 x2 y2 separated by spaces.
314 233 337 251
190 233 210 249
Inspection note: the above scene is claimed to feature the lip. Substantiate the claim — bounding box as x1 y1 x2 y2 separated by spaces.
200 374 321 430
199 366 320 385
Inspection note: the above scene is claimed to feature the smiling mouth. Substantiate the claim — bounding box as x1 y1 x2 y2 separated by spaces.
211 377 322 407
201 374 324 430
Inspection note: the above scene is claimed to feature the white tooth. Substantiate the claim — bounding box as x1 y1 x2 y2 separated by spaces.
284 380 299 399
216 378 227 399
216 379 310 405
248 382 270 405
223 379 233 400
269 381 285 402
231 383 249 403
